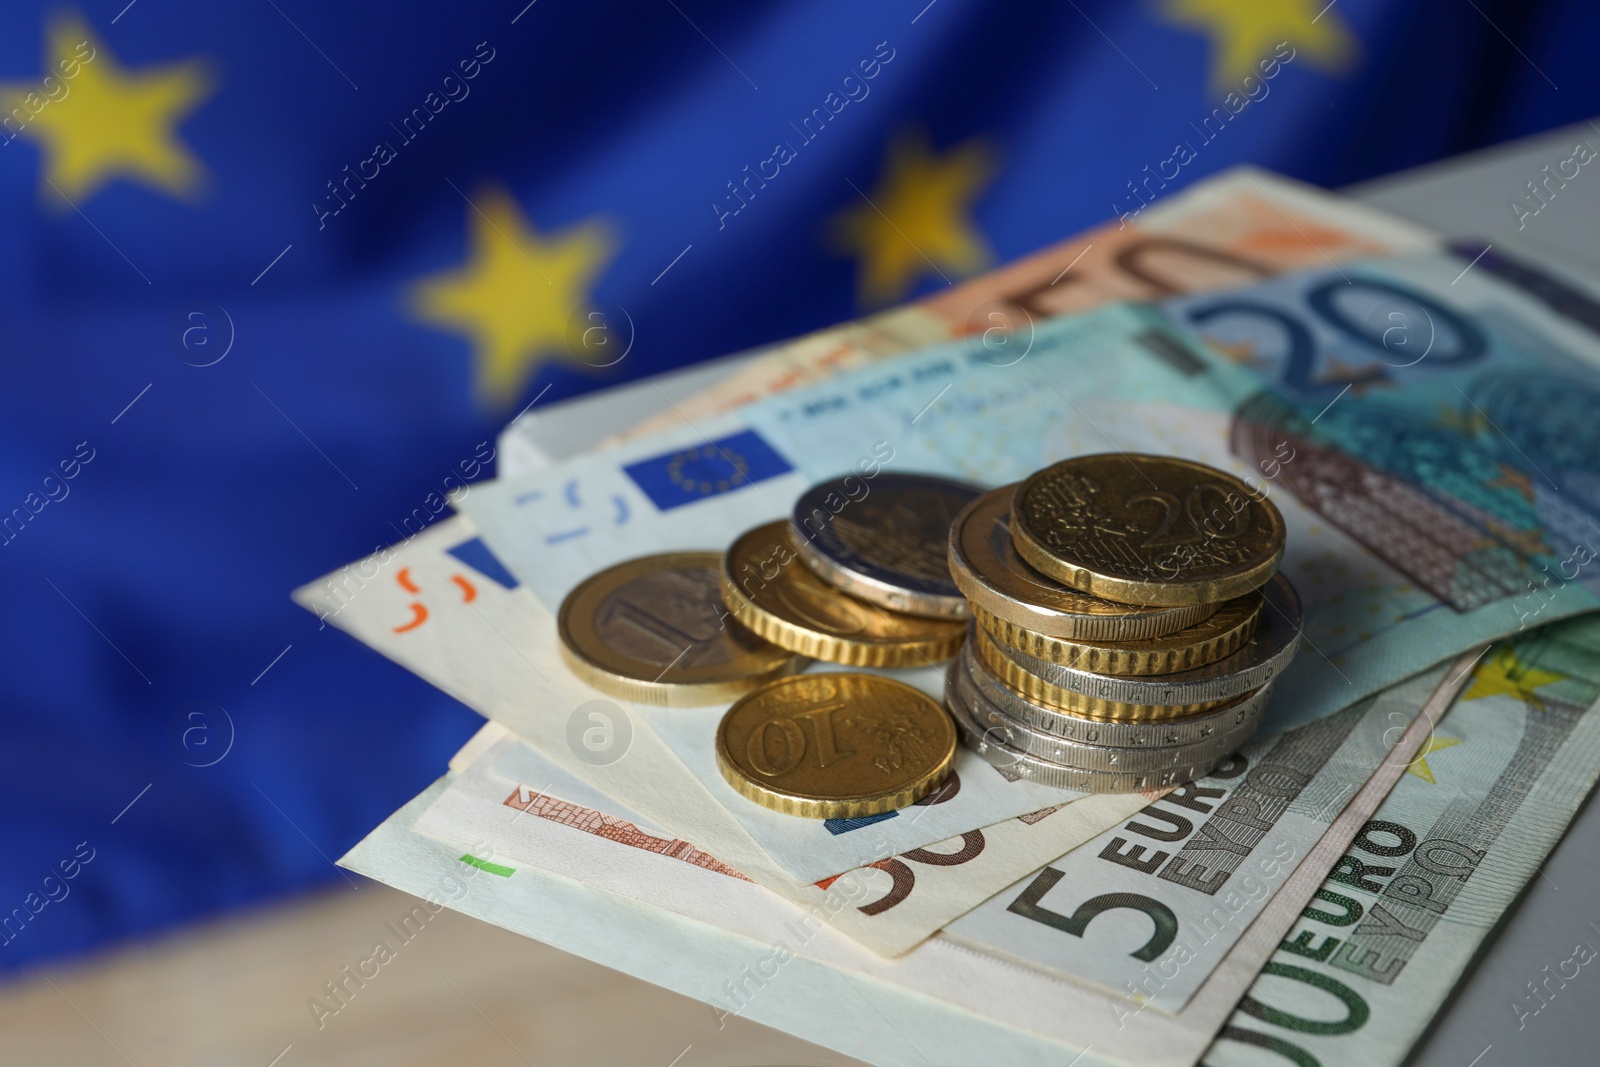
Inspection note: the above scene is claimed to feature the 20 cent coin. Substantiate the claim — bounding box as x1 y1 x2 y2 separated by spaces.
1010 454 1286 606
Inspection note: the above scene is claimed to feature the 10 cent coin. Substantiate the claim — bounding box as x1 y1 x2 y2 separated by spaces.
716 673 957 818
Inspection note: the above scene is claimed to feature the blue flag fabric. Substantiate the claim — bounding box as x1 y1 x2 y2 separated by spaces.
1 0 1597 967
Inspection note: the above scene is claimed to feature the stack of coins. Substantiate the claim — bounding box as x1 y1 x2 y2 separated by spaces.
716 473 981 669
944 454 1303 793
557 458 1298 810
557 472 981 820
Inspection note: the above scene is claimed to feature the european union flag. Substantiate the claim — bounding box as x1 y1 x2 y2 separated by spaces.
3 0 1598 971
624 430 795 511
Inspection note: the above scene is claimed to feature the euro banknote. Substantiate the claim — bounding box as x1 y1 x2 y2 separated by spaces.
605 166 1439 445
1164 251 1600 628
292 516 1137 887
944 659 1475 1011
340 652 1470 1067
1205 615 1600 1067
416 730 1153 956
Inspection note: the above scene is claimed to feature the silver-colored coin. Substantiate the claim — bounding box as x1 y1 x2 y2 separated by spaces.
988 573 1303 706
945 663 1235 793
951 653 1266 772
790 472 983 619
958 639 1272 748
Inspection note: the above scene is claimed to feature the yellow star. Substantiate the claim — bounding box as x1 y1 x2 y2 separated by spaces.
1 14 213 204
409 186 617 408
1158 0 1357 90
830 132 997 307
1462 644 1567 707
1405 733 1463 784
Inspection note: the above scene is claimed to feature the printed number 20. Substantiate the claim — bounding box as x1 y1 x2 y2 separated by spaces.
1186 278 1486 398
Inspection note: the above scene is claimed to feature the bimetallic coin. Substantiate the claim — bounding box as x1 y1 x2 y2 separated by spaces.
946 665 1233 793
949 486 1217 640
986 573 1302 709
975 589 1261 676
558 552 805 707
1010 454 1287 606
721 521 966 668
958 639 1271 748
790 472 983 619
716 673 957 818
951 658 1267 773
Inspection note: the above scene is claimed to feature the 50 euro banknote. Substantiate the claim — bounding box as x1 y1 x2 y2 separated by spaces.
594 166 1439 448
617 174 1600 468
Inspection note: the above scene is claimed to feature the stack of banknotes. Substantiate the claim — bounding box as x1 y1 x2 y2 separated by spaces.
294 166 1600 1067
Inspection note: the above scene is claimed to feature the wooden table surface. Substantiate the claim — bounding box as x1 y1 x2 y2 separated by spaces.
0 879 865 1066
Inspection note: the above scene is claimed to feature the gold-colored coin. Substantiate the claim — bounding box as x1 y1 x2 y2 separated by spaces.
974 589 1261 676
1010 454 1286 606
559 552 805 707
720 521 966 667
715 673 957 818
948 485 1219 640
972 627 1235 720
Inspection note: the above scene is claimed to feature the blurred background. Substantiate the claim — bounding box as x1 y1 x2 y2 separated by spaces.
2 0 1598 986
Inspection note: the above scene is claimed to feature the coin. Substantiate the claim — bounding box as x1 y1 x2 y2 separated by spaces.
974 588 1261 675
972 627 1236 718
716 673 957 818
1010 454 1287 606
721 521 966 667
558 552 805 706
950 657 1266 772
957 639 1270 748
983 573 1303 710
790 472 983 619
949 485 1217 640
946 664 1235 792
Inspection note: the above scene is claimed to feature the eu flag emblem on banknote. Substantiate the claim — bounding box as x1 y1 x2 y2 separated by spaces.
624 430 795 511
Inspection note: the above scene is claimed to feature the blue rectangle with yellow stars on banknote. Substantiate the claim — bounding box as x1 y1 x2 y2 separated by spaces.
3 0 1599 966
623 430 794 510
